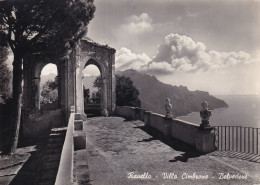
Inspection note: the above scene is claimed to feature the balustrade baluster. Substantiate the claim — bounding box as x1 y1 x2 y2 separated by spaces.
253 128 254 154
257 128 259 154
244 128 246 153
232 126 234 151
225 126 227 150
240 126 242 152
236 127 238 151
248 128 250 153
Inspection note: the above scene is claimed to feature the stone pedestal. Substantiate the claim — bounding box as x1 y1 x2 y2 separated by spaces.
74 120 83 131
74 131 86 151
135 107 141 120
144 111 152 127
196 127 215 153
163 118 172 137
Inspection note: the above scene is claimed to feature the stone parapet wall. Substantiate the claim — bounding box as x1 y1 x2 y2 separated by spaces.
55 107 87 185
115 106 215 153
114 106 137 120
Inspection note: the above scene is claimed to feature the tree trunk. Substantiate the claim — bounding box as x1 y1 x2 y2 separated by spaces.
5 54 23 154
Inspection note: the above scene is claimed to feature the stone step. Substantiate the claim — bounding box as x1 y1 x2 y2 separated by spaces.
47 142 63 149
47 148 63 155
39 181 55 185
48 137 64 144
51 127 67 134
41 164 59 172
44 161 60 169
40 169 58 180
49 133 66 139
46 153 61 162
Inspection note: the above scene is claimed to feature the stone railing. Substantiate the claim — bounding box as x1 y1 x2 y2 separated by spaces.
115 106 215 153
55 106 86 185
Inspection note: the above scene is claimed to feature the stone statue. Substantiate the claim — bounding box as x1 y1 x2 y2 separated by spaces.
165 98 173 119
200 101 212 128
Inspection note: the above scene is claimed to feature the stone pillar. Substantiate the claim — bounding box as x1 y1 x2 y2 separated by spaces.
196 129 215 153
163 118 172 138
101 78 108 116
32 77 41 110
144 111 152 127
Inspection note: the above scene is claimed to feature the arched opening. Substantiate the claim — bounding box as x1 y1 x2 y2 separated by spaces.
82 63 102 117
40 63 58 110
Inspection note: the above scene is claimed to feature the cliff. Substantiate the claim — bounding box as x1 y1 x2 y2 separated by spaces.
118 69 228 116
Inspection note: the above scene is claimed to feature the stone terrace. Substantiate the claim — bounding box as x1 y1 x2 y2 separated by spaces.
75 116 260 185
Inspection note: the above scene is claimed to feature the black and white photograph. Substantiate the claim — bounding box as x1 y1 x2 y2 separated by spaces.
0 0 260 184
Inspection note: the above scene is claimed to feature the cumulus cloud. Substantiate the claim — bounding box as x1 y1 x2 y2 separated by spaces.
115 33 255 75
119 13 153 34
148 33 252 74
115 47 151 71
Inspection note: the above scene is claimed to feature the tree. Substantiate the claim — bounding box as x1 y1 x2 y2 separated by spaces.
92 75 101 104
0 46 11 99
41 80 58 104
93 75 102 90
83 86 91 104
116 75 141 107
91 90 101 104
93 75 141 107
0 0 95 153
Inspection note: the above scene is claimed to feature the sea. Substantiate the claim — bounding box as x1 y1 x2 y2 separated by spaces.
179 95 260 128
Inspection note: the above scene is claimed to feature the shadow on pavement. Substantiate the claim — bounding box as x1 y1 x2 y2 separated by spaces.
9 136 49 185
133 124 203 163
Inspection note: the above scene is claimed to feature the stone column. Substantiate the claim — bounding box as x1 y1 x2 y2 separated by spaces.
101 78 108 116
144 111 152 126
32 77 41 110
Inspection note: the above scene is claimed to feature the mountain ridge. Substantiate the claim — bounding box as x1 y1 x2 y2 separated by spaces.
118 69 228 116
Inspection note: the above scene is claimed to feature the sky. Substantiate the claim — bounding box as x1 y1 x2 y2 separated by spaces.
6 0 260 95
86 0 260 95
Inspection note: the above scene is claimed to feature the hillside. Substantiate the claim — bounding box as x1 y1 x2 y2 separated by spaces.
40 73 56 88
118 69 228 116
41 73 98 93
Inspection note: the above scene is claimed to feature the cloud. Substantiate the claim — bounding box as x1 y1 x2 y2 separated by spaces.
119 13 153 34
115 47 151 71
148 33 253 74
115 33 256 75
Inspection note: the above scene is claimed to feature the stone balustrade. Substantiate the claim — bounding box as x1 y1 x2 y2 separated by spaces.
55 106 86 185
115 106 215 153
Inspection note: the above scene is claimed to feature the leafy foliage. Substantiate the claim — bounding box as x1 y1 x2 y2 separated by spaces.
83 86 91 104
0 0 96 58
91 90 101 104
116 75 141 107
0 0 95 153
92 75 141 107
41 80 58 104
93 75 101 89
0 46 11 98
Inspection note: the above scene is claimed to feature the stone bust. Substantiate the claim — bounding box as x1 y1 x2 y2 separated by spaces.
165 98 173 119
200 101 212 128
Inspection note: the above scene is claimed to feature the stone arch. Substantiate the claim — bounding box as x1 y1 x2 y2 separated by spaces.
75 39 116 116
83 57 107 77
23 59 59 111
77 57 109 116
23 38 115 122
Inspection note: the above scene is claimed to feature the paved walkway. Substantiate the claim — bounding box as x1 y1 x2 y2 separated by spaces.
83 117 260 185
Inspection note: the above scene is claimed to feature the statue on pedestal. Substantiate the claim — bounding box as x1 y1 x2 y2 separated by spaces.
165 98 173 119
200 101 212 129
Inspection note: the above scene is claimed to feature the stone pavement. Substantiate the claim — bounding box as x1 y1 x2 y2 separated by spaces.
81 116 260 185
